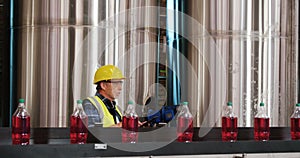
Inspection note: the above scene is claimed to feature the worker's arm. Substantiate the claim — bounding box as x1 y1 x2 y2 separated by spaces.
82 99 102 127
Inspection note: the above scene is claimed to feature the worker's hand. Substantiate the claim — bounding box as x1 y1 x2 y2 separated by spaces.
138 121 147 127
110 122 122 127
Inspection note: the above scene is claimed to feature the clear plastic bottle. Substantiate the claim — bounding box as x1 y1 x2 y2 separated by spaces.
12 98 30 145
254 102 270 141
222 101 238 142
290 103 300 140
122 100 138 143
70 99 88 144
177 102 193 142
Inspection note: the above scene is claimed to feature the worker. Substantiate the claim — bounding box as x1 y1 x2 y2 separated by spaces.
83 65 125 127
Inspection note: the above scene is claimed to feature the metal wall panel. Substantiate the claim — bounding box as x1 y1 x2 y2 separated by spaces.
186 0 299 127
13 0 159 127
12 0 298 128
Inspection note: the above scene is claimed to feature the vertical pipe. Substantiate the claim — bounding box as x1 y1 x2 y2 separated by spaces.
166 0 187 106
125 0 157 111
9 0 15 127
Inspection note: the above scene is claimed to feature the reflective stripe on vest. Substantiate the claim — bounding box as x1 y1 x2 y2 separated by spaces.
87 96 122 127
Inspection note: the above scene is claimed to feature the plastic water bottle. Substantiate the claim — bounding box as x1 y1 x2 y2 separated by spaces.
254 102 270 141
122 100 138 143
290 103 300 140
222 101 238 142
177 102 193 142
70 100 88 144
12 98 30 145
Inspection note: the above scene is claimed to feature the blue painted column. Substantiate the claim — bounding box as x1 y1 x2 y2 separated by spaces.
166 0 188 106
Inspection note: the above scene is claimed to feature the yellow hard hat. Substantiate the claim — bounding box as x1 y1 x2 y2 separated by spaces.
93 65 125 84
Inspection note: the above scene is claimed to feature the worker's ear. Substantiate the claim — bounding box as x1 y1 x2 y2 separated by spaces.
100 82 107 90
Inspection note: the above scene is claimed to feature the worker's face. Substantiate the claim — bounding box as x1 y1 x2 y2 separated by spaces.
101 80 123 100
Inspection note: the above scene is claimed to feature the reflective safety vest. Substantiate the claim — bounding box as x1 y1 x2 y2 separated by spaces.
87 96 122 127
